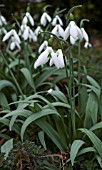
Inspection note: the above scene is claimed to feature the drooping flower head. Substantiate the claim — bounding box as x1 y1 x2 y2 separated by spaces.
22 12 34 26
38 40 48 53
34 46 65 69
0 14 7 26
51 24 65 39
52 15 63 26
3 29 21 50
81 27 92 48
40 12 51 26
64 21 83 44
34 46 53 68
50 49 65 69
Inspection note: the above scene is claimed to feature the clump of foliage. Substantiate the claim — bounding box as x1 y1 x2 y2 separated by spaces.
0 3 102 170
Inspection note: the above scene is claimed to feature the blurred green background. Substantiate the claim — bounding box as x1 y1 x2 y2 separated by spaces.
0 0 102 32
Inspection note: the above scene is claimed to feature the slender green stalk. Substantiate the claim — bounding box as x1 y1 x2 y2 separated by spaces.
68 46 76 138
1 52 25 99
78 40 81 112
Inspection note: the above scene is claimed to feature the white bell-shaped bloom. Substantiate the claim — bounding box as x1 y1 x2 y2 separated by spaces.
64 21 83 43
50 49 64 69
40 12 51 26
26 12 34 26
23 26 30 40
9 36 20 50
0 15 7 26
3 29 20 43
22 12 34 26
51 24 65 38
38 40 48 53
52 15 63 26
34 26 43 36
19 24 37 42
34 46 53 69
3 29 21 50
81 28 92 48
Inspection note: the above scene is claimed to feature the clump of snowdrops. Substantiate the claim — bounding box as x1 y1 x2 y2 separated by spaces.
0 4 102 170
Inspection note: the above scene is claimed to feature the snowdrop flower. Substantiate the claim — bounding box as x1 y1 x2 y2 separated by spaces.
81 27 92 48
50 49 64 69
38 40 48 53
40 12 51 26
34 26 43 37
52 15 63 26
3 29 21 50
10 37 20 50
21 25 37 42
22 12 34 26
34 46 54 68
51 24 65 38
64 21 83 44
3 29 20 43
34 46 65 69
0 14 7 26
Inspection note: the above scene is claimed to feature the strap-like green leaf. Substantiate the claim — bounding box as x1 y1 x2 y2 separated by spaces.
21 109 60 141
79 128 102 159
70 139 85 166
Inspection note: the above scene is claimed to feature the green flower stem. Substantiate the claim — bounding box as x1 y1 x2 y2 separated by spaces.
1 52 25 99
60 39 76 140
69 46 76 138
78 40 81 112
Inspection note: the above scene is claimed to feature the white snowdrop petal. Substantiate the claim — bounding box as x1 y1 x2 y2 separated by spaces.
10 42 15 50
13 30 20 43
64 26 70 40
34 49 49 69
2 31 12 41
51 52 60 69
84 42 88 48
51 26 57 35
81 28 89 42
49 58 54 66
1 15 6 23
46 13 52 22
35 26 42 36
52 17 57 26
70 36 77 45
23 26 29 40
38 40 48 53
56 49 64 68
28 14 34 26
58 25 65 38
22 16 28 25
33 35 37 42
70 22 78 39
40 13 47 26
76 26 83 40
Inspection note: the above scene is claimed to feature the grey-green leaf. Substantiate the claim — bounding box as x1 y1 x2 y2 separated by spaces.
70 139 85 166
